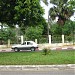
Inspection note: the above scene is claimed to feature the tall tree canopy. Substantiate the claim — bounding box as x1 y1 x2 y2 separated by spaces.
42 0 75 25
15 0 44 27
0 0 45 27
0 0 17 26
50 0 75 25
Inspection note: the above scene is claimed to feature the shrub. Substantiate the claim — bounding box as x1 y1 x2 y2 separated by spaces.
25 26 43 41
43 48 51 55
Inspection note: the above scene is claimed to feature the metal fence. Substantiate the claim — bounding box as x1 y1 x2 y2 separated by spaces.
23 35 48 44
51 34 75 44
0 34 75 45
64 34 75 44
38 35 48 44
51 35 62 43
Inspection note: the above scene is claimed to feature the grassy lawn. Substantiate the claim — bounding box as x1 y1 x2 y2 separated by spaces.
0 50 75 65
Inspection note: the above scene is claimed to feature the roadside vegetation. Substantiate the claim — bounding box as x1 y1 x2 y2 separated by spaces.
0 50 74 65
0 0 75 44
0 0 75 65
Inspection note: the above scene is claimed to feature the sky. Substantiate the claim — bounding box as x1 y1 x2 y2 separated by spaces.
40 1 75 21
40 1 50 20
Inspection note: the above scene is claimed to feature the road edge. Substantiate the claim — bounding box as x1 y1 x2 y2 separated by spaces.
0 64 75 71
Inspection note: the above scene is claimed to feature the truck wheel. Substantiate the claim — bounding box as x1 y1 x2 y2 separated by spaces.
31 47 35 51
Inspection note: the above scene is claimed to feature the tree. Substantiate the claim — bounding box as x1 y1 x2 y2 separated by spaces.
0 0 17 27
62 20 72 35
51 23 62 35
69 0 75 9
51 20 75 35
0 0 45 28
15 0 48 34
13 0 45 27
49 0 75 25
25 25 44 41
42 0 75 25
0 26 16 44
0 0 48 44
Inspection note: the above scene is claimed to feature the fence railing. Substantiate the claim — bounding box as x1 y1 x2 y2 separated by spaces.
0 34 75 46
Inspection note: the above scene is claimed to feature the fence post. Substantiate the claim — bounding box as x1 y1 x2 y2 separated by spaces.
35 39 37 44
8 39 10 47
49 35 51 44
21 35 23 44
62 35 64 45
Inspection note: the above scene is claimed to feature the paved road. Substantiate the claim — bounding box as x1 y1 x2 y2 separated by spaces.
0 69 74 75
0 45 75 52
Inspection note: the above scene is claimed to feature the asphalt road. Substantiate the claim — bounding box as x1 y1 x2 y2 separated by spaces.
0 69 74 75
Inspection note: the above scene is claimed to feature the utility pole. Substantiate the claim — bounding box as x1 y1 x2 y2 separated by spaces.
47 10 49 43
48 10 51 44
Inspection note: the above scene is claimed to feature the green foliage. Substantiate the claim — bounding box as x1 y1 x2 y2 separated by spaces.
0 0 17 26
14 0 44 27
43 48 47 55
68 0 75 9
62 20 75 35
25 25 44 41
67 36 72 42
43 48 51 55
51 35 62 43
51 20 75 35
51 23 62 35
62 21 71 35
20 17 48 35
0 0 45 28
50 20 75 43
38 36 48 43
0 27 16 44
49 0 75 25
41 18 48 35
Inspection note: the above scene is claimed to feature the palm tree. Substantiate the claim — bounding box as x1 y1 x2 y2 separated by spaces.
42 0 74 25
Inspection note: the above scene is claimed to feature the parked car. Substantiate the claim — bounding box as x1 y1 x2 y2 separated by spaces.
11 41 38 52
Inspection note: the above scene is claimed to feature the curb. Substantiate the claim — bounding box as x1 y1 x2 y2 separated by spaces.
50 47 75 50
0 64 75 71
0 48 12 52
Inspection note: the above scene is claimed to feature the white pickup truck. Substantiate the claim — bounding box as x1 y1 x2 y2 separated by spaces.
12 41 38 52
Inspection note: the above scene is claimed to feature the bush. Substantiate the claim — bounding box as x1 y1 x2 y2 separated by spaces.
43 48 51 55
25 26 43 41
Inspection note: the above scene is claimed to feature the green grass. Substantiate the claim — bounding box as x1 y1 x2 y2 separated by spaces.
0 50 75 65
